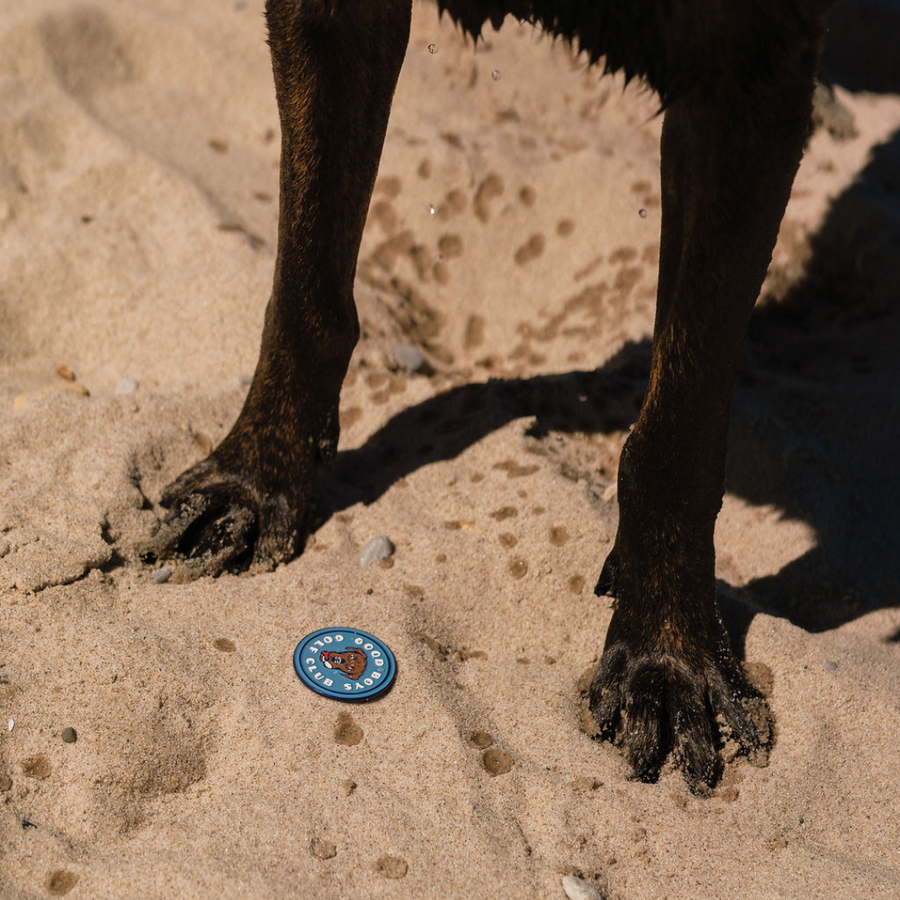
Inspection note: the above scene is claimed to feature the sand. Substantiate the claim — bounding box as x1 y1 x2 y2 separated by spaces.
2 1 900 897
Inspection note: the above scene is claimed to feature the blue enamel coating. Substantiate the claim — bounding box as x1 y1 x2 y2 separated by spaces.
294 627 396 702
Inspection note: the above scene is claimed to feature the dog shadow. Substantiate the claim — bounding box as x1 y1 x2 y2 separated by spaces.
319 115 900 661
821 0 900 95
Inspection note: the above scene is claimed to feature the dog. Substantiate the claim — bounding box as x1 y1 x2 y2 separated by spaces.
145 0 832 793
320 648 369 681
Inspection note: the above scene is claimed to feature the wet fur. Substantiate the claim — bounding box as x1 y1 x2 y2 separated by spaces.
147 0 832 792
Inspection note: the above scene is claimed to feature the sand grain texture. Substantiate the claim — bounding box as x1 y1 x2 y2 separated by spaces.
2 1 900 898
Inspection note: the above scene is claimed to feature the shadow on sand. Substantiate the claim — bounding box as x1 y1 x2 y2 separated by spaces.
321 111 900 664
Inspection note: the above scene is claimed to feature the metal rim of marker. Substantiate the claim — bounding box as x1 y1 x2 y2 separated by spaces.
293 627 396 702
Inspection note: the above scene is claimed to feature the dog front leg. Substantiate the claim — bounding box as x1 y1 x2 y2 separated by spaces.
590 13 823 792
147 1 412 575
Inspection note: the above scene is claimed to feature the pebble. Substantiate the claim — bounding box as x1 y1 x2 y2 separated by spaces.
360 535 394 565
824 659 838 671
115 378 139 395
562 875 605 900
392 343 427 373
61 727 77 744
151 568 173 584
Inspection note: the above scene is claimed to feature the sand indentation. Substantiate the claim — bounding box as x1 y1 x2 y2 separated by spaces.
514 233 546 265
334 713 364 747
474 173 504 222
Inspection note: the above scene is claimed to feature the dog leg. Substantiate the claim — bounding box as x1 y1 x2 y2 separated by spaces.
147 1 412 575
590 15 822 792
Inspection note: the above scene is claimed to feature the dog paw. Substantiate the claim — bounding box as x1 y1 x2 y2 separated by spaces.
141 452 310 579
588 639 771 794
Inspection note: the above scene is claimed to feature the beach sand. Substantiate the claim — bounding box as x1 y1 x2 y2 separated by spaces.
2 1 899 897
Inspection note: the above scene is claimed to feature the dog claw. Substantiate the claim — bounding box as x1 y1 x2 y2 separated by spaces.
143 451 307 578
589 639 771 793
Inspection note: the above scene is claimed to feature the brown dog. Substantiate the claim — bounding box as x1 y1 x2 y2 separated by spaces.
147 0 832 793
320 648 368 681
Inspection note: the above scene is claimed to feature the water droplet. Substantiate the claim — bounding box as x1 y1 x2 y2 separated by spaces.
428 204 436 215
491 69 501 81
638 208 647 219
427 43 438 55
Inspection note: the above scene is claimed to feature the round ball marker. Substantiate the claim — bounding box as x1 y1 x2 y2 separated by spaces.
294 628 396 702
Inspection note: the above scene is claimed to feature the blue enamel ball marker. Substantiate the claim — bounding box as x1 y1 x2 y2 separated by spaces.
294 628 396 702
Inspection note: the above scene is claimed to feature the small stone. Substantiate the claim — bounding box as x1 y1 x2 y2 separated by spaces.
360 535 394 565
56 365 75 381
562 874 605 900
61 727 77 744
393 343 426 373
236 373 253 387
824 659 838 671
151 568 172 584
310 837 337 860
481 748 513 776
339 779 356 797
376 856 409 879
115 378 139 395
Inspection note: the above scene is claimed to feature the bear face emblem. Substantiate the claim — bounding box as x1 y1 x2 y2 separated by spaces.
320 647 368 681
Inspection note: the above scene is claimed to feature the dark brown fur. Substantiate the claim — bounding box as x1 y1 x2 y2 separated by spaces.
147 0 833 792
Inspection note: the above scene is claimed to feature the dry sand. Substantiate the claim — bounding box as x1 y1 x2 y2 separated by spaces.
2 1 900 897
